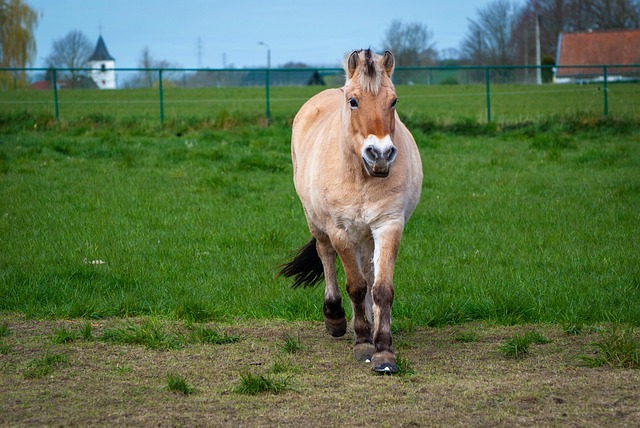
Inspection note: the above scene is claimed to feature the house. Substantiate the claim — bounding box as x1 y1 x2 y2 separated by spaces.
88 35 116 89
555 28 640 83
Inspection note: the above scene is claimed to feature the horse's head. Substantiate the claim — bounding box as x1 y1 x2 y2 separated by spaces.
343 49 398 178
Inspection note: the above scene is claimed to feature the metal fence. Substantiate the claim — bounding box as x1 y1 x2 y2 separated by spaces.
1 64 639 125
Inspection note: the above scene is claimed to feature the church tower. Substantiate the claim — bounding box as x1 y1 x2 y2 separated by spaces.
88 35 116 89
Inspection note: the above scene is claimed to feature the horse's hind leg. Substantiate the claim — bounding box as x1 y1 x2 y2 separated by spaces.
335 246 374 362
315 236 346 337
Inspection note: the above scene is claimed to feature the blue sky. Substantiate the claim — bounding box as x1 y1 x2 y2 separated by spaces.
27 0 520 69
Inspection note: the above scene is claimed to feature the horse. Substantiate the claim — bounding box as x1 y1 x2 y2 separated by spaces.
279 49 423 373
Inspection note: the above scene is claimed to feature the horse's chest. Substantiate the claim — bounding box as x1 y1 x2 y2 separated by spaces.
331 205 378 241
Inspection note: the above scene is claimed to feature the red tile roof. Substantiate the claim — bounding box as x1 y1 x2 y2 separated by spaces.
556 28 640 78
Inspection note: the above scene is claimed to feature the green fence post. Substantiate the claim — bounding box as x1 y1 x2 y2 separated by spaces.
265 67 271 126
603 65 608 117
158 69 164 124
53 68 59 123
485 67 491 123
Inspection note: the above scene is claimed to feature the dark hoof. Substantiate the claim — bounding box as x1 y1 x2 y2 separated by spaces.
371 351 397 374
373 363 398 374
324 317 347 337
353 343 375 362
323 301 347 337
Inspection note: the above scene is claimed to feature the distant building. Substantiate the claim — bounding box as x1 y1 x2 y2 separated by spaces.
555 28 640 83
88 35 116 89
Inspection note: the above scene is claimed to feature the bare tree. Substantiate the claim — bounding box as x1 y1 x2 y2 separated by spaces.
123 46 181 88
461 0 520 65
45 30 93 87
381 19 437 66
0 0 39 88
380 19 437 84
588 0 640 28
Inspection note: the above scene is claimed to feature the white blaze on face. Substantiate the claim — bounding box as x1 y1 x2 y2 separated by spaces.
361 135 398 177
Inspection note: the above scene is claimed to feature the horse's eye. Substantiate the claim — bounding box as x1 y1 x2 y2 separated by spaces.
348 97 359 109
391 98 398 109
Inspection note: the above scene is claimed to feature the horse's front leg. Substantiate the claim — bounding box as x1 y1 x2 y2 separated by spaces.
370 222 404 373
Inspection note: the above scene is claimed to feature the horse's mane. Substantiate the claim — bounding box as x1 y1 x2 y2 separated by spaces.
344 49 384 95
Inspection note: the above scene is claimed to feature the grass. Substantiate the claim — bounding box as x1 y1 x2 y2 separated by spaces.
166 372 195 395
0 87 639 329
3 316 639 426
280 334 304 354
455 330 479 343
499 330 552 359
579 324 640 368
0 322 9 355
233 372 294 395
1 82 639 126
23 352 68 379
52 327 78 344
190 325 242 344
101 320 186 350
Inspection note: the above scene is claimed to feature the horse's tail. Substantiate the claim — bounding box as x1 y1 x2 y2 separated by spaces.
278 237 324 288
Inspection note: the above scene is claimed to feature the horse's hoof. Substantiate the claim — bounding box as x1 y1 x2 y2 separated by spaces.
353 343 375 362
373 362 398 374
371 352 398 374
324 317 347 337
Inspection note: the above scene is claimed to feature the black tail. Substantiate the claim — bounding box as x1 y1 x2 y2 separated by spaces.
277 237 324 288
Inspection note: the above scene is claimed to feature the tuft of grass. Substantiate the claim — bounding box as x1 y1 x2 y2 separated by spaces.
579 324 640 368
233 372 294 395
0 322 10 354
500 335 531 359
395 354 416 376
524 330 552 344
455 330 478 343
52 327 78 344
81 322 94 341
100 320 185 350
563 323 584 335
0 323 10 338
166 372 195 395
270 358 302 374
191 325 241 345
499 330 551 359
23 352 68 379
280 334 304 354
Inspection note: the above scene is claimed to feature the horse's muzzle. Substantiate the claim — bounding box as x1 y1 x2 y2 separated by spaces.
362 142 397 178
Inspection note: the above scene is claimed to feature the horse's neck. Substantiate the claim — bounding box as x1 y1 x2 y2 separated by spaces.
337 120 365 181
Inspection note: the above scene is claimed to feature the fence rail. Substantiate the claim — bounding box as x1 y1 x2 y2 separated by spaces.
1 64 639 125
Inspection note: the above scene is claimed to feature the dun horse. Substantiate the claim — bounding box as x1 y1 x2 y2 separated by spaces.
279 49 423 373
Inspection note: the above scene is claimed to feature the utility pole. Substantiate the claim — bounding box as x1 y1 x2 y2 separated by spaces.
535 14 542 85
197 37 203 68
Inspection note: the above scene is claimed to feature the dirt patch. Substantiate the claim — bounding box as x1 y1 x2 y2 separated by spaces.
1 314 638 427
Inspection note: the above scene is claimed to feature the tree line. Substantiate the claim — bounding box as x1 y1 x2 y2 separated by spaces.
2 0 639 88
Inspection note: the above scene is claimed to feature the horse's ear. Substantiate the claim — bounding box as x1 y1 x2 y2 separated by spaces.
382 50 395 77
347 50 359 78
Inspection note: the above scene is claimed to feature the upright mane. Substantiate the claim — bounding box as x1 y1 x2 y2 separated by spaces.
344 49 391 95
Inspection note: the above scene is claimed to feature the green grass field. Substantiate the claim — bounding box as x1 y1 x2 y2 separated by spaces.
2 82 639 126
1 86 639 327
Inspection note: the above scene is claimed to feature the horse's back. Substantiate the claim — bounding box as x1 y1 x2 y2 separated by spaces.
292 88 342 146
291 88 342 187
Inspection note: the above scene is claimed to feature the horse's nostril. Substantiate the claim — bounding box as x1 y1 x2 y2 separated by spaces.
386 146 398 162
365 146 378 161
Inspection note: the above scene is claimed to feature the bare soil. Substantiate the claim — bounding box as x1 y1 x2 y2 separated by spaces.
1 313 638 427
